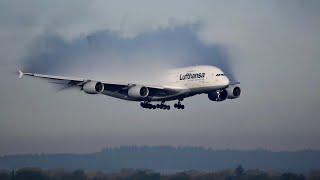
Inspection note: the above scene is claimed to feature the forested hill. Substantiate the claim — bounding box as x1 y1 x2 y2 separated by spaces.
0 146 319 172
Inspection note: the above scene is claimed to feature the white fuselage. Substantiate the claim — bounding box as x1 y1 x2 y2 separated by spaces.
165 65 229 91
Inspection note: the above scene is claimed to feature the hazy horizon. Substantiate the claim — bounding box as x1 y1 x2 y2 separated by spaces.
1 146 320 172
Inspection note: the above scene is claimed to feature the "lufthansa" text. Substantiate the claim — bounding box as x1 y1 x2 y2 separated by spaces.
179 73 205 80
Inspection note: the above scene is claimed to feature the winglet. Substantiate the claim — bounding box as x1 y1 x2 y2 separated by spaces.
18 70 24 78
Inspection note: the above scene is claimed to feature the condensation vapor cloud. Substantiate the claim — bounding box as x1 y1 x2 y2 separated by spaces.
21 25 236 83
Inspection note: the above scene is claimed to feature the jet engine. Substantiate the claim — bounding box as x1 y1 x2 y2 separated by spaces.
83 81 104 94
226 85 241 99
208 85 241 101
208 89 228 102
128 85 149 98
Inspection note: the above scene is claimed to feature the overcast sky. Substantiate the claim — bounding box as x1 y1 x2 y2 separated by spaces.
0 0 320 155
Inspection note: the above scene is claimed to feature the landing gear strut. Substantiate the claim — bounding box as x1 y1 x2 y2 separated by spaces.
174 99 185 110
157 101 170 110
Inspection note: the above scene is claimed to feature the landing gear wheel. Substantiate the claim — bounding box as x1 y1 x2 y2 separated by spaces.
141 101 171 110
174 99 185 110
140 101 153 109
156 101 170 110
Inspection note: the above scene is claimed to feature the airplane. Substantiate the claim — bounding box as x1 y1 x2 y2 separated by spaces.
18 65 241 110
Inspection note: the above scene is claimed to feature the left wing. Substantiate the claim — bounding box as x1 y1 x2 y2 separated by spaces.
19 70 125 86
18 70 181 98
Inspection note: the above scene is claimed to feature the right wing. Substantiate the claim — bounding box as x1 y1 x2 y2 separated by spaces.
229 81 240 86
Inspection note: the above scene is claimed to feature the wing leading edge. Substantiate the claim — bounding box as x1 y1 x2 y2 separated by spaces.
18 70 181 99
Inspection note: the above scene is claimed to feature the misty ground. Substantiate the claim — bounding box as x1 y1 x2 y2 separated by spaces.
1 166 318 180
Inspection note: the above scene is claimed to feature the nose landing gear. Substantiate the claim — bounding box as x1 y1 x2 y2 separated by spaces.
174 99 185 110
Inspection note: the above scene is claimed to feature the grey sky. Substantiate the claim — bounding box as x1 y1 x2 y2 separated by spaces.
0 0 320 154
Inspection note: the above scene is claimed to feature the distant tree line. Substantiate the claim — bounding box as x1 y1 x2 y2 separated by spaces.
1 146 320 172
0 166 319 180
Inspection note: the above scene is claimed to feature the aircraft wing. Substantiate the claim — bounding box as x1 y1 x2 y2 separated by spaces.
18 70 180 97
229 81 240 86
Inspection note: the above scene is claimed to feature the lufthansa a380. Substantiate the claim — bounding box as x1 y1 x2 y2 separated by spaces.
18 65 241 110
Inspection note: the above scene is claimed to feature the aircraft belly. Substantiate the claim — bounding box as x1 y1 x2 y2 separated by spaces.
102 91 141 101
188 85 218 93
101 85 225 102
102 90 180 102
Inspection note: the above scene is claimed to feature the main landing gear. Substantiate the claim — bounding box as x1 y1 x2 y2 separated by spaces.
140 99 185 110
140 101 170 110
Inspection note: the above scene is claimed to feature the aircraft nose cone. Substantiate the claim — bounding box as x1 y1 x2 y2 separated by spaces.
223 76 230 86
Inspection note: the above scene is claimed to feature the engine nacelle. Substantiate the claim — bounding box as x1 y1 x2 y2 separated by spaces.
208 89 228 102
226 85 241 99
83 81 104 94
128 85 149 98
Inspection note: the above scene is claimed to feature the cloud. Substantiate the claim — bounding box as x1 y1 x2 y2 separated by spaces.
21 25 236 82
